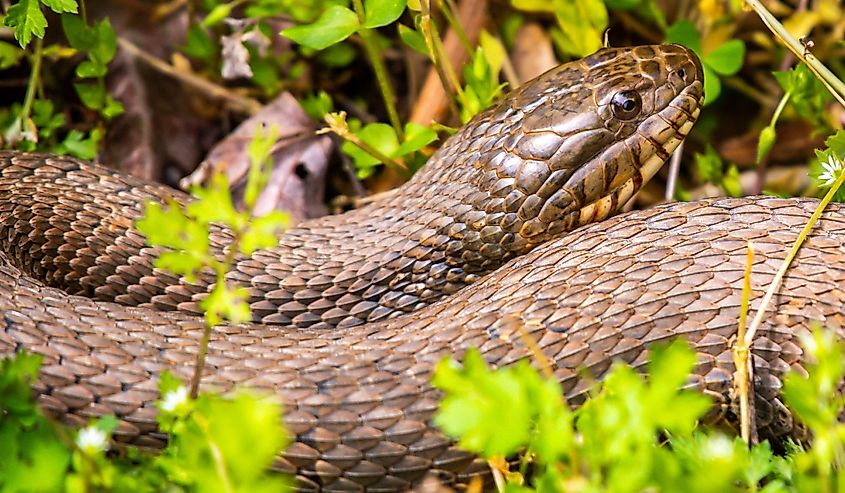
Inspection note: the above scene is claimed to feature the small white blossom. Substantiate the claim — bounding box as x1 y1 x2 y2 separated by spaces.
160 385 190 413
818 155 843 187
76 425 108 454
700 434 734 461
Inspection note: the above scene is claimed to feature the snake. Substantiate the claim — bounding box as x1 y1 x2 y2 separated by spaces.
3 43 845 491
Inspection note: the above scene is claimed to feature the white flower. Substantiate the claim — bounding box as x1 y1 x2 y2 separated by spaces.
76 425 109 454
818 154 843 187
160 385 190 413
700 434 734 461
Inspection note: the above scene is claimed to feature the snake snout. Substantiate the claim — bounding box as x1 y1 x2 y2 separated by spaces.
661 43 705 103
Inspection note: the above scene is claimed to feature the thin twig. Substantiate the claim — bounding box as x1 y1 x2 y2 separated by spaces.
664 142 684 201
117 37 262 115
514 319 554 379
438 0 472 54
488 459 506 493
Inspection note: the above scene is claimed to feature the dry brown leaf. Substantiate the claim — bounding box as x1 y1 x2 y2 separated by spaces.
183 92 334 220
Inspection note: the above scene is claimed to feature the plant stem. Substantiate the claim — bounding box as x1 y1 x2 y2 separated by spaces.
190 323 213 398
322 112 408 172
351 0 404 141
19 37 44 133
769 91 791 128
190 235 242 398
438 0 472 54
734 244 754 444
745 165 845 345
419 0 462 118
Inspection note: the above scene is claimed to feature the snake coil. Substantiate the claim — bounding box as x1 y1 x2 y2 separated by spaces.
3 45 844 492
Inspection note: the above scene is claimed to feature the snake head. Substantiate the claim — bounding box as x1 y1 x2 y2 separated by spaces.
396 45 703 277
431 44 704 256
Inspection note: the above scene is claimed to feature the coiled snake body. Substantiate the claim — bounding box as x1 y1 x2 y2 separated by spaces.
3 45 845 491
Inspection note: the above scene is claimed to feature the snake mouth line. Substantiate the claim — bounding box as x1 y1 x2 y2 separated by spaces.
575 103 701 227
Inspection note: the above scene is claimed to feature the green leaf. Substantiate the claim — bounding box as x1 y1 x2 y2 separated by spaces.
158 371 185 398
510 0 554 12
722 164 743 198
74 81 105 109
249 56 281 95
605 0 640 8
646 341 696 396
551 2 606 57
397 24 427 55
89 18 117 65
394 122 436 156
479 30 506 77
0 40 24 69
101 95 124 119
342 122 399 169
31 99 64 138
531 378 574 465
61 12 92 51
301 91 334 121
433 350 536 457
0 353 71 493
184 23 218 63
57 128 101 159
136 199 211 281
281 5 359 51
460 47 506 122
202 2 233 27
157 383 288 491
773 64 831 131
41 0 77 13
665 20 701 54
702 64 721 106
826 129 845 161
316 41 357 68
513 0 605 56
188 173 242 228
363 0 406 28
704 39 745 76
241 211 289 255
76 59 107 77
4 0 48 48
200 283 251 326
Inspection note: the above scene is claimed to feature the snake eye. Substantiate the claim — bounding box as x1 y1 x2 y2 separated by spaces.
611 90 642 120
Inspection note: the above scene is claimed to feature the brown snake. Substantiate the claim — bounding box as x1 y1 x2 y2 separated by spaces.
2 44 844 491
